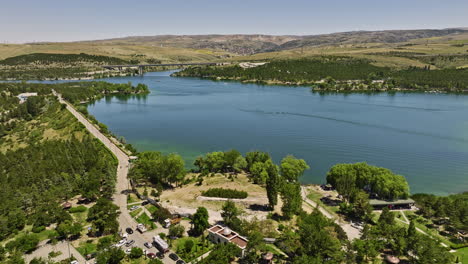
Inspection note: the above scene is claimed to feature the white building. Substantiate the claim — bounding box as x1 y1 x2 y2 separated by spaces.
207 225 248 256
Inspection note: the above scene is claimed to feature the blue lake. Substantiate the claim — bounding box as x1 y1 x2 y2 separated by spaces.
86 71 468 195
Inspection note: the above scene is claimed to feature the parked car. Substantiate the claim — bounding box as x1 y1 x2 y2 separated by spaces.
137 223 147 233
125 239 135 247
176 260 186 264
70 261 79 264
116 239 126 247
169 253 179 261
156 252 165 259
125 248 132 254
144 242 153 248
126 227 133 234
147 253 156 259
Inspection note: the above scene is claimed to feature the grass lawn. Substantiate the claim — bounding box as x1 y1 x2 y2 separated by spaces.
306 188 339 215
76 240 97 256
453 247 468 264
127 193 140 204
173 236 213 262
130 208 143 218
145 204 158 215
136 213 156 230
70 210 88 224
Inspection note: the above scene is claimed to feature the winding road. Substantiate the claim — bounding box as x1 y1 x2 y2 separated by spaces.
56 92 177 264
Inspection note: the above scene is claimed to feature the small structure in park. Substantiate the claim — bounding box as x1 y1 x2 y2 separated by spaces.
62 202 72 210
207 225 248 256
369 198 415 210
17 92 38 103
385 255 400 264
261 252 274 264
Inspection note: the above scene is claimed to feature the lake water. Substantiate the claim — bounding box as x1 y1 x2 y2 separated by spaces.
86 71 468 195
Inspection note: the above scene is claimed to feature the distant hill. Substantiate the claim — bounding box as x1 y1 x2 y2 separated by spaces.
77 28 468 55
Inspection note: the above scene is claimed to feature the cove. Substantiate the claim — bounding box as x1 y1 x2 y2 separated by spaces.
86 71 468 195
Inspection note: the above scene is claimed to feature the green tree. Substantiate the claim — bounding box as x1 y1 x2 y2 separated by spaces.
221 200 241 230
280 155 309 182
281 182 302 219
87 198 119 235
192 207 209 236
96 247 125 264
148 259 164 264
351 191 372 222
169 224 185 238
56 220 82 239
184 239 194 253
297 209 345 262
129 247 144 258
97 236 113 250
265 160 280 209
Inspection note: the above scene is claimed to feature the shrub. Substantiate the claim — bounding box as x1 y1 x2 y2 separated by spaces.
129 247 143 258
202 188 248 199
69 205 87 213
32 226 46 233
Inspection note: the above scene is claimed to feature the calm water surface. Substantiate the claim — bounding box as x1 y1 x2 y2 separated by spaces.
86 71 468 195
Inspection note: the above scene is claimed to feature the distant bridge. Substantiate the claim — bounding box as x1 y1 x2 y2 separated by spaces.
102 62 227 75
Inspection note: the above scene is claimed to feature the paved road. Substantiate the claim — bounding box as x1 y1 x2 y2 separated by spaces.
57 92 178 264
301 186 361 240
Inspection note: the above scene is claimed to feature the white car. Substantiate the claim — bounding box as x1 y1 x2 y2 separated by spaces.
125 248 132 254
116 239 126 247
70 261 79 264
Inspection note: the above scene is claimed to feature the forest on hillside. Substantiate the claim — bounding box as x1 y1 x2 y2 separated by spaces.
174 57 468 92
0 87 117 242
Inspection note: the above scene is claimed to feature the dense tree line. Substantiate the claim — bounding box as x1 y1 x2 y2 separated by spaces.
0 86 118 261
175 57 468 92
175 57 388 83
0 52 136 80
54 81 149 104
0 53 129 66
202 188 248 199
129 151 186 187
327 162 410 200
412 192 468 233
350 208 454 264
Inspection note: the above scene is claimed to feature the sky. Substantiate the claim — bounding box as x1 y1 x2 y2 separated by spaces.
1 0 467 43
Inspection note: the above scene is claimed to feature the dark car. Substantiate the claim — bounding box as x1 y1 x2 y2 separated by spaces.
147 253 156 259
126 227 133 234
125 239 135 247
176 260 186 264
156 252 165 259
169 253 179 261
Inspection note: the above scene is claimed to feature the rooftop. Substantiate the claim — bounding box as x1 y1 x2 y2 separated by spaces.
369 199 415 206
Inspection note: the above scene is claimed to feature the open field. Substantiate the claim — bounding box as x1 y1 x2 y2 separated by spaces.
159 173 273 222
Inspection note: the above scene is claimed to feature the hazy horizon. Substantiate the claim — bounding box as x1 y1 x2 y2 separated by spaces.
2 0 468 43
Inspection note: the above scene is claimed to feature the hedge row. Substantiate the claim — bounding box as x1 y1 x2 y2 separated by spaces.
202 188 248 199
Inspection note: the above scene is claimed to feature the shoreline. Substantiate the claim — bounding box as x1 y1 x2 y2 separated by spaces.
172 74 468 95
